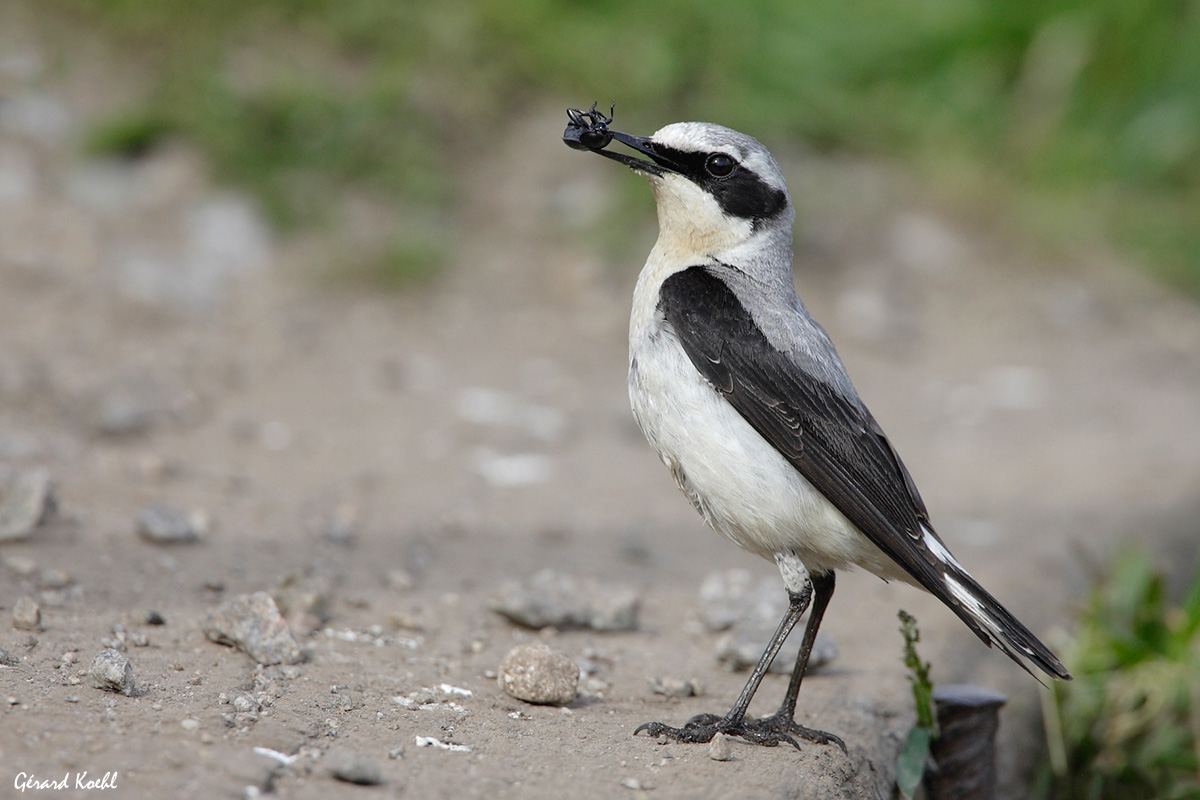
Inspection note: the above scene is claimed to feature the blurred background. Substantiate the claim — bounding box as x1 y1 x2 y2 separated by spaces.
2 1 1199 798
33 0 1200 288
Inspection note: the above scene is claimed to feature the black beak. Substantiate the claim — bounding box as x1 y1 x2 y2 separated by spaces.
563 105 680 176
593 130 680 176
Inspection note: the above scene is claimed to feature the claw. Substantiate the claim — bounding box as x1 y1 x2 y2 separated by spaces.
633 712 845 752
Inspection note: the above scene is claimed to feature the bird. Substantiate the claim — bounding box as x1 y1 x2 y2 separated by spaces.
562 106 1071 751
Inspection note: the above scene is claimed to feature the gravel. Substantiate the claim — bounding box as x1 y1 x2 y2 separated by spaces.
498 642 579 706
202 592 302 666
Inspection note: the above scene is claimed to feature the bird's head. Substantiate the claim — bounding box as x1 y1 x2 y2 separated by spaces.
565 110 793 261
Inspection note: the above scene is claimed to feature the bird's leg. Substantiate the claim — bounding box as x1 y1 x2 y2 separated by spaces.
634 580 812 748
743 570 846 752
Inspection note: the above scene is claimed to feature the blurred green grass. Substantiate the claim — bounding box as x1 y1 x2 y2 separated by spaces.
62 0 1200 288
1039 548 1200 799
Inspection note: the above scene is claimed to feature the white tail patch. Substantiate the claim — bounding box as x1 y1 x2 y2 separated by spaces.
921 524 964 570
944 574 1002 639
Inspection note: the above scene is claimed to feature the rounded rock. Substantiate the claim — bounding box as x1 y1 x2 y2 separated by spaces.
327 750 385 786
12 595 40 631
498 643 579 706
90 649 135 696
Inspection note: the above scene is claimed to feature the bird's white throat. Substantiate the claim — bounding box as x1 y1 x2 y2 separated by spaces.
647 173 753 265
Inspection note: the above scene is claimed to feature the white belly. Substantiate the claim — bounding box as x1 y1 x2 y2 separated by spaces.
628 327 909 582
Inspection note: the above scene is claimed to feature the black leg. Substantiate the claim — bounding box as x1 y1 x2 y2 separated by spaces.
743 570 845 751
635 573 842 749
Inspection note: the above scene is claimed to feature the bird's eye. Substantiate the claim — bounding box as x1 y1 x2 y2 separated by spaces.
705 153 736 178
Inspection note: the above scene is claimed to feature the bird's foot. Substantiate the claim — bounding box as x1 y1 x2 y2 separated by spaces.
743 711 847 753
634 712 844 752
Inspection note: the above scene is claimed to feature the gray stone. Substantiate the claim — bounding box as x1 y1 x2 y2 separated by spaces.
649 676 704 697
0 467 54 541
92 386 158 436
36 569 72 590
0 647 17 666
715 624 838 675
12 596 40 631
326 750 385 786
699 569 837 675
498 643 579 706
708 732 735 762
89 649 135 696
231 693 261 713
136 504 206 544
272 572 333 637
490 569 639 631
203 592 302 665
697 569 777 632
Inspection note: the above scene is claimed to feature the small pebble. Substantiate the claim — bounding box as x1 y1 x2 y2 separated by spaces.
708 732 734 762
37 568 72 589
0 646 18 666
272 572 332 635
89 649 136 696
12 596 40 631
203 592 301 665
649 677 703 697
231 693 261 713
136 503 206 544
326 751 385 786
498 643 579 706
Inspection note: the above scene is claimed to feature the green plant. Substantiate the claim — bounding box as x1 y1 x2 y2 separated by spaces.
1040 548 1200 800
897 609 939 799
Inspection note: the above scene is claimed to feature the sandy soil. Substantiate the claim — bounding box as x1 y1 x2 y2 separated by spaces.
3 13 1200 800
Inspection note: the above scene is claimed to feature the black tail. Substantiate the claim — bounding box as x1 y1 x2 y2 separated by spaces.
937 565 1071 681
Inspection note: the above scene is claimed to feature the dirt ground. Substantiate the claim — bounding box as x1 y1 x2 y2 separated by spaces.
3 13 1200 800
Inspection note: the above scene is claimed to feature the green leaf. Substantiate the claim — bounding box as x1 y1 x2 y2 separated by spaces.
896 724 933 799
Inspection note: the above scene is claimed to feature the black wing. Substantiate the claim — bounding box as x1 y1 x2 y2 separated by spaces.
658 266 1070 679
659 266 940 586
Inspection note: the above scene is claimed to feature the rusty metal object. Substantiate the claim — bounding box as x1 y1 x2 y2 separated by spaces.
925 684 1008 800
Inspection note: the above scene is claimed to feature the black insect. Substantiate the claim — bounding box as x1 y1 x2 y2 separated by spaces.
563 102 615 151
